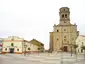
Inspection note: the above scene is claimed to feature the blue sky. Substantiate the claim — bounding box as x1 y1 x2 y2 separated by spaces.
0 0 85 49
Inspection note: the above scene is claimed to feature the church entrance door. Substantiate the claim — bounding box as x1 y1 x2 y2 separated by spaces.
10 48 14 53
63 46 68 52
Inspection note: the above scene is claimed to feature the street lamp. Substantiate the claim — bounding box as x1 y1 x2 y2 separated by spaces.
24 44 27 56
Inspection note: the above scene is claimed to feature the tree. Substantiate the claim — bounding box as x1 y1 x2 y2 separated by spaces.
73 44 78 61
73 44 78 54
81 46 85 59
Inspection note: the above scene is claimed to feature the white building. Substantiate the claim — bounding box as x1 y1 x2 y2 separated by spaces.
2 36 24 54
76 35 85 53
24 40 39 53
2 36 44 54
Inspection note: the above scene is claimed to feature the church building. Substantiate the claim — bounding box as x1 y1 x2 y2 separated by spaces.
49 7 79 52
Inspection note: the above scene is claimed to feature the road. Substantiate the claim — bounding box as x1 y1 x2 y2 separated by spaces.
0 52 85 64
0 54 42 64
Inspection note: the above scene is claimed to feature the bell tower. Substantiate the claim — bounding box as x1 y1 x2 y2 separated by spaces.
49 7 79 53
59 7 71 25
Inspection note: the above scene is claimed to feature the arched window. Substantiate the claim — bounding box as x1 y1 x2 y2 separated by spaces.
38 48 40 50
63 9 65 11
17 49 19 51
62 14 64 18
5 48 7 51
65 14 67 18
64 39 66 42
57 30 59 32
64 36 66 38
28 48 30 50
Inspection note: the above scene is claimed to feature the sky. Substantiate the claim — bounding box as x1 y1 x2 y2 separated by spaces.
0 0 85 49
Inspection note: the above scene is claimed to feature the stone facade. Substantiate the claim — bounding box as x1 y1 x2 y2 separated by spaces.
49 7 79 52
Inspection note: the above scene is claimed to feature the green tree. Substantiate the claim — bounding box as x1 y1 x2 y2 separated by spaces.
81 46 85 59
73 44 78 61
73 44 78 54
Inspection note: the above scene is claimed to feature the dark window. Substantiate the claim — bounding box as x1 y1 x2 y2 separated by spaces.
57 39 59 40
57 30 59 32
65 14 67 18
62 14 64 18
63 9 65 11
41 43 44 46
38 48 40 50
17 49 19 51
64 36 66 38
5 48 7 51
11 43 14 46
81 49 83 53
28 48 30 50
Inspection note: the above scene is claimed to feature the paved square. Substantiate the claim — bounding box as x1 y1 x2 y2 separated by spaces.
0 52 85 64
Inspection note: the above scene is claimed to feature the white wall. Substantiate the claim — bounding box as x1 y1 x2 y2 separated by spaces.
76 35 85 53
2 36 24 53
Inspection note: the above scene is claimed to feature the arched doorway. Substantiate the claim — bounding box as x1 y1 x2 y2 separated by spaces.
63 46 68 52
10 48 14 53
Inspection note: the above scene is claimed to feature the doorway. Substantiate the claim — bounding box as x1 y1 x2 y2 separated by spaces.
10 48 14 53
63 46 68 52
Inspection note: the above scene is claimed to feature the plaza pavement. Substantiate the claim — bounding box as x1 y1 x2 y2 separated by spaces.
0 52 85 64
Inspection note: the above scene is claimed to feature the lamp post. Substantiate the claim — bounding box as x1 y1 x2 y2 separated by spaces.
24 44 27 56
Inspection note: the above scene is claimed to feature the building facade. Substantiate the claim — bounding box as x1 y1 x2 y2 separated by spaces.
30 39 44 52
2 36 24 54
2 36 44 54
24 40 40 53
49 7 79 52
76 35 85 53
0 38 3 53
